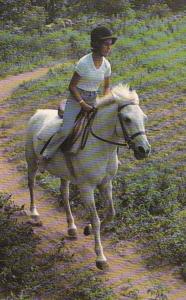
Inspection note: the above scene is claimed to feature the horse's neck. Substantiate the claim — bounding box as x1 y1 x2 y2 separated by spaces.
93 103 118 139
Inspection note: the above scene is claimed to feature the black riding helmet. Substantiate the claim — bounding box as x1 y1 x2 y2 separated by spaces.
91 26 117 50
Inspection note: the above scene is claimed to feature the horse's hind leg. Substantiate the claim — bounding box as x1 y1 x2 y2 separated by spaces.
25 142 41 224
60 178 77 238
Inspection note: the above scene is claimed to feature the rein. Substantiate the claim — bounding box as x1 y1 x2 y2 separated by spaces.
81 103 146 149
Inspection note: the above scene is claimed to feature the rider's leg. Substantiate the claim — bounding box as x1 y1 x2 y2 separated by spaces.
41 96 81 159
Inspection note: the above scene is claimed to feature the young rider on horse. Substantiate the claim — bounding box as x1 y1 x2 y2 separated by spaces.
39 26 117 169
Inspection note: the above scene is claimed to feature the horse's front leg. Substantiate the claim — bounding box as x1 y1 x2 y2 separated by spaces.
98 180 116 231
60 179 77 238
84 181 115 234
80 186 109 270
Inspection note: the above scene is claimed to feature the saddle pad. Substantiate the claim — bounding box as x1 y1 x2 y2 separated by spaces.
33 110 63 156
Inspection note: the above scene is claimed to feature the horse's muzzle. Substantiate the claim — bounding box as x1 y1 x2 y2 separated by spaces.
134 145 151 160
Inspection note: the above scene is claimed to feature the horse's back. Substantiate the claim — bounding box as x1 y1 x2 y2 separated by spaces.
26 109 63 157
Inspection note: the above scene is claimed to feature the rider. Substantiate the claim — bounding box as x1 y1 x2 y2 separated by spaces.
39 26 117 169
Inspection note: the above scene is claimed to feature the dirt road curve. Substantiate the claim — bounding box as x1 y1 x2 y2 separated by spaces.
0 68 186 299
0 68 49 101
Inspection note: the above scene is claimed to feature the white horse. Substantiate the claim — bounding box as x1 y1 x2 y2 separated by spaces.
25 84 151 270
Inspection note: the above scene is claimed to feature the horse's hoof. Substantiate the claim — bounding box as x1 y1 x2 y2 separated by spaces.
31 214 40 221
96 260 109 271
21 209 28 216
84 224 92 236
68 228 78 238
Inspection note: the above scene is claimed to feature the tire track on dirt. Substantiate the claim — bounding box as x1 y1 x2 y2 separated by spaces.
1 68 186 299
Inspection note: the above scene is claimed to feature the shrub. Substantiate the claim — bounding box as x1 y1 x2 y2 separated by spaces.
111 167 186 278
0 192 114 299
20 6 47 35
94 0 132 16
0 193 39 294
165 0 186 11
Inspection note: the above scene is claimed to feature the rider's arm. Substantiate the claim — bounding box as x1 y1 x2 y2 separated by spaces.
69 72 92 112
103 77 111 95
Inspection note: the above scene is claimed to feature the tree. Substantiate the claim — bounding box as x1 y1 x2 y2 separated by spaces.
0 0 31 24
31 0 65 23
21 6 46 35
165 0 186 11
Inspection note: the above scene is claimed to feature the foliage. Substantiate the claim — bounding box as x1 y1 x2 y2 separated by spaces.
0 25 90 77
0 193 39 293
131 0 186 11
0 0 31 25
120 278 140 299
20 6 46 35
0 193 114 299
165 0 186 11
147 284 169 300
63 270 114 300
93 0 132 16
144 213 186 267
112 166 186 276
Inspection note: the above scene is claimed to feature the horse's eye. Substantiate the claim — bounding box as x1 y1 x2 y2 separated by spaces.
124 117 131 123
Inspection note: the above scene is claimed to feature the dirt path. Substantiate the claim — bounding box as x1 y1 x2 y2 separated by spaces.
0 68 186 299
0 68 49 101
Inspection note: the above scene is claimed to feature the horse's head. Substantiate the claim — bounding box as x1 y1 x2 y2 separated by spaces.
96 84 151 160
113 84 151 159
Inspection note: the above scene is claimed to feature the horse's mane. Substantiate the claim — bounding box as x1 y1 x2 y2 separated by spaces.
96 84 139 108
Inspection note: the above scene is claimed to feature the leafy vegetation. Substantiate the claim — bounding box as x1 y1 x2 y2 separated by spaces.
0 193 114 299
112 165 186 271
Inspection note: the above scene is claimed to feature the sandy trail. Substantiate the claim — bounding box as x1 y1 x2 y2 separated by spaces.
0 68 49 101
0 68 186 299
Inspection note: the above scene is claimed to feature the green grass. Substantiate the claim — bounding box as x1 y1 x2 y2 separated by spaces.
0 28 88 78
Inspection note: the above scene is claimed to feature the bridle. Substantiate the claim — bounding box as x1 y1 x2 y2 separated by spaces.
81 103 146 149
117 103 146 149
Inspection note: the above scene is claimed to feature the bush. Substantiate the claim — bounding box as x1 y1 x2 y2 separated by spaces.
94 0 131 16
111 167 186 278
0 0 31 25
20 6 47 35
0 192 114 299
145 215 186 267
0 193 39 294
165 0 186 11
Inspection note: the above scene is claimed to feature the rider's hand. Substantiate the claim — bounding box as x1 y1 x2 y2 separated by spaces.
79 100 93 112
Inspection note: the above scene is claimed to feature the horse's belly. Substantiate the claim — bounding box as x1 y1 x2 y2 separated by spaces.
72 152 118 186
46 152 74 181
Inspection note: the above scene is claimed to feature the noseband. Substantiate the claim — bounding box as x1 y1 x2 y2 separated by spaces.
81 103 146 149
